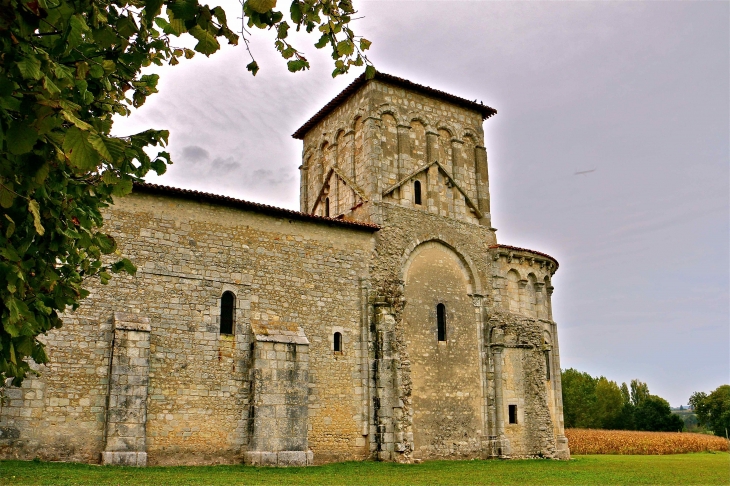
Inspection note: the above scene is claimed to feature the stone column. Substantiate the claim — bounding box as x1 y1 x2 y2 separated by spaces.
546 285 554 322
244 330 312 467
475 145 491 226
373 303 399 461
450 139 464 214
299 164 309 213
346 130 356 181
490 335 511 458
426 131 438 165
396 124 411 203
534 282 546 320
550 321 570 459
102 313 151 467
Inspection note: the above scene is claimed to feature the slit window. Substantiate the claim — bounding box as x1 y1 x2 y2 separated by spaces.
414 180 422 205
220 291 235 335
508 405 517 424
544 350 551 380
437 303 446 342
325 197 330 217
334 332 342 353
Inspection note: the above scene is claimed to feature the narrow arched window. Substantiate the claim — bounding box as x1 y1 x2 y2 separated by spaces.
509 404 517 424
220 291 235 335
544 350 551 380
437 303 446 342
414 180 422 205
334 332 342 353
325 197 330 217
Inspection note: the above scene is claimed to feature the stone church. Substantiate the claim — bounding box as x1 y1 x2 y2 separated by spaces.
0 72 570 466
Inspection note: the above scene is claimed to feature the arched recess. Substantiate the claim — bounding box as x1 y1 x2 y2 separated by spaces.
381 113 398 169
437 127 452 170
377 106 403 125
506 269 520 313
409 120 427 172
401 239 484 458
525 273 538 318
401 237 482 295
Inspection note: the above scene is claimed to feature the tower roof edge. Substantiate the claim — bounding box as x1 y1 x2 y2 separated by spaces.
291 71 497 140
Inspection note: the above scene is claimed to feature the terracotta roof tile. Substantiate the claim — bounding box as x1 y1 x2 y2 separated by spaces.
292 71 497 139
132 182 380 231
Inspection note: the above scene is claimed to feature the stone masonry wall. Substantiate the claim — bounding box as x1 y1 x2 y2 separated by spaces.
0 190 375 465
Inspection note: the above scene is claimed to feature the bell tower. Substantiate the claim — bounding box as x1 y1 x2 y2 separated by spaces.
292 72 497 227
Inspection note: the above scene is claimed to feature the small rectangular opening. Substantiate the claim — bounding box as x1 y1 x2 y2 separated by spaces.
544 350 551 380
508 404 517 424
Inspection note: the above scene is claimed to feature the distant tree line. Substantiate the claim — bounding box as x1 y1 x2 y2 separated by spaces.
689 385 730 438
561 369 683 432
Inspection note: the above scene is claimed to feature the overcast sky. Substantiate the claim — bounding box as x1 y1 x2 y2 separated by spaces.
113 1 729 406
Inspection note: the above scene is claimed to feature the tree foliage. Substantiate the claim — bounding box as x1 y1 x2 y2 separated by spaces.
561 369 682 432
633 395 683 432
690 385 730 437
0 0 371 385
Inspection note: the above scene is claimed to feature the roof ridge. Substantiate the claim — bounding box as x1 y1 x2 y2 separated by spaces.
292 71 497 139
131 181 379 230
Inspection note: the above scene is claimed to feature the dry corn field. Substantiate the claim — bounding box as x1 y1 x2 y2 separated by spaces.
566 428 729 454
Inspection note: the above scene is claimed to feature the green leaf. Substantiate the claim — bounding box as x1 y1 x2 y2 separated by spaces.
290 0 302 24
28 199 45 236
336 40 354 56
104 137 126 163
212 6 228 25
365 65 376 80
116 15 138 37
359 38 372 51
0 245 20 262
16 56 42 80
101 170 119 184
76 61 90 80
314 33 329 49
0 183 15 209
248 0 277 14
246 61 259 76
111 178 133 196
112 258 137 275
189 26 220 56
95 233 116 253
63 127 100 170
5 214 15 238
86 133 112 161
89 63 104 78
7 122 38 155
42 75 61 96
277 22 289 39
61 110 93 131
287 59 308 72
169 0 199 21
144 0 165 22
67 14 89 50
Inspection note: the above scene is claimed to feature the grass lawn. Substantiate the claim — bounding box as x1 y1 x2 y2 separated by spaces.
1 453 728 485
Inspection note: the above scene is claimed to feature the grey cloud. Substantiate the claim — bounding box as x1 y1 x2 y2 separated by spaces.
118 1 728 406
181 145 210 162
